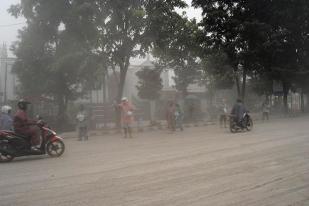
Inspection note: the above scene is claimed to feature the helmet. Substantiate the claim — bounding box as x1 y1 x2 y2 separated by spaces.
1 105 12 114
17 99 31 110
121 97 128 102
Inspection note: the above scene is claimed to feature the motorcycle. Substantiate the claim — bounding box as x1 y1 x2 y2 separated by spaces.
229 112 253 133
0 120 65 162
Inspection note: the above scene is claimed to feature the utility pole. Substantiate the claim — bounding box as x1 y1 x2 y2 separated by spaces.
1 42 8 104
4 62 7 104
103 70 107 105
102 69 107 128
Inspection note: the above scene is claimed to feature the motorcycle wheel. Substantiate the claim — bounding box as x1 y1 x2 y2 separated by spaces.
46 140 65 158
230 122 237 133
246 118 253 131
0 143 15 162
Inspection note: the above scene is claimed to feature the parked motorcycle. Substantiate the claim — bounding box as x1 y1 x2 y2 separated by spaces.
229 112 253 133
0 120 65 162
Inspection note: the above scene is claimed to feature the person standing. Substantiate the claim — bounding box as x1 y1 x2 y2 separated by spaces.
76 105 88 141
262 101 271 121
0 105 13 131
219 103 228 128
119 97 134 138
175 104 184 131
166 102 176 131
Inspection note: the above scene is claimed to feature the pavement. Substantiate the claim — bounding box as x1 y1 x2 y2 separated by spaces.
0 116 309 206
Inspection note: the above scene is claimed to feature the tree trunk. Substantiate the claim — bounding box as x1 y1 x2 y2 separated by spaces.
117 63 129 101
149 100 156 124
283 82 289 114
102 70 107 128
301 89 305 113
57 95 68 132
182 89 188 98
115 57 130 128
234 73 241 99
241 69 247 102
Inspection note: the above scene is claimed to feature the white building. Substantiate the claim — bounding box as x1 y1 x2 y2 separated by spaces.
87 55 206 105
0 44 18 103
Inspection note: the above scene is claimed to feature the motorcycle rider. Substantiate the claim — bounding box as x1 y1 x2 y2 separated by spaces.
231 98 247 128
13 99 40 149
0 105 13 131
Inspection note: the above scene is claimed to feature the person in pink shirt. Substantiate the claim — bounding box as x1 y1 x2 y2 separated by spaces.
13 99 40 149
119 97 134 138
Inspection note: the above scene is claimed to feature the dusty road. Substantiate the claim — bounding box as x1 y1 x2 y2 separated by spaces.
1 117 309 206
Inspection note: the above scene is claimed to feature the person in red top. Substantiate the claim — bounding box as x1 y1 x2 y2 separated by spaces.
119 97 134 138
13 99 40 148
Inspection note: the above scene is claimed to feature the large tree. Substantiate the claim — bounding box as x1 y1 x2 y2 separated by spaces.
192 0 279 101
92 0 187 102
9 0 99 125
152 16 201 96
86 0 187 126
136 66 163 101
136 66 163 123
10 0 187 126
193 0 309 111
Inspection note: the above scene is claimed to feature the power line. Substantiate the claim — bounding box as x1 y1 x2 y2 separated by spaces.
0 22 26 28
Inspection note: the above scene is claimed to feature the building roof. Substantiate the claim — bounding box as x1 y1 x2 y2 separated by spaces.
140 58 154 67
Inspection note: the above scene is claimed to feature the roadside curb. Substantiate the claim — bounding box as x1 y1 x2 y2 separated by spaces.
61 121 216 139
61 114 308 139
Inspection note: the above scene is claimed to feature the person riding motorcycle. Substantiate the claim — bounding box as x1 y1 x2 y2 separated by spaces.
0 105 13 131
13 99 40 148
230 99 247 128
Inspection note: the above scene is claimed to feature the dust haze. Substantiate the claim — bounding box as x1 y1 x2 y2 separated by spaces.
0 0 308 206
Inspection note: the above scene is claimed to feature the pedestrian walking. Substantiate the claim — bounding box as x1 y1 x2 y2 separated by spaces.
119 97 134 138
76 105 88 141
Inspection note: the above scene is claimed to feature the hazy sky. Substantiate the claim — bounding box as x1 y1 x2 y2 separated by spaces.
0 0 202 57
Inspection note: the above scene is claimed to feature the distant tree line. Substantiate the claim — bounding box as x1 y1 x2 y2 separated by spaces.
8 0 309 126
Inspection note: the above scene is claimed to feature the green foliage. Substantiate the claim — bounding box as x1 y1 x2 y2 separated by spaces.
9 0 100 121
9 0 186 104
250 76 273 97
91 0 187 101
202 51 234 90
136 66 163 100
173 60 201 96
152 14 202 95
193 0 309 104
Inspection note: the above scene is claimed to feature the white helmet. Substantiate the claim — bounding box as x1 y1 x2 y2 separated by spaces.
1 105 12 114
121 97 128 102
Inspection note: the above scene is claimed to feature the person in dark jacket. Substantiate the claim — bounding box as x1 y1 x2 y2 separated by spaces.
230 99 247 127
